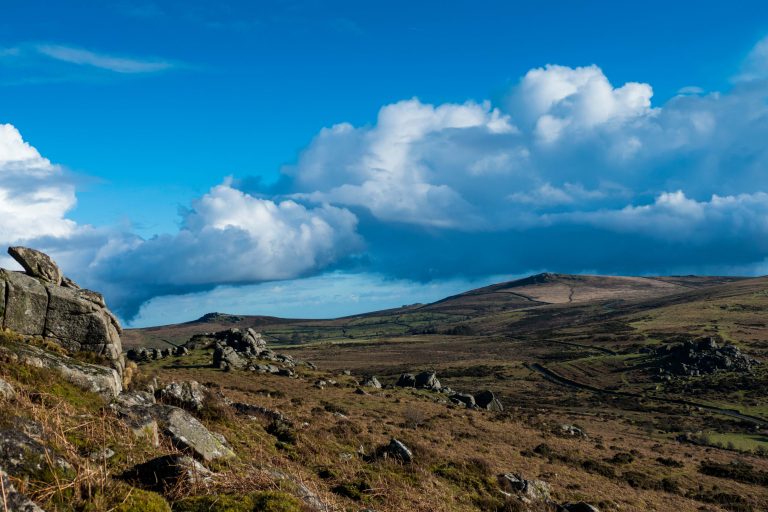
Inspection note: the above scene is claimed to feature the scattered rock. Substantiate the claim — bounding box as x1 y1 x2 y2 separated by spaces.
361 376 382 389
157 381 207 412
377 438 413 463
395 373 416 387
415 371 441 391
123 454 212 493
474 390 503 411
498 473 551 503
151 405 235 461
450 393 476 408
8 246 63 285
0 466 46 511
558 424 587 438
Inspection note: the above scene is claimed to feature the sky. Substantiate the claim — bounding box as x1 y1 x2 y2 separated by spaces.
3 1 768 327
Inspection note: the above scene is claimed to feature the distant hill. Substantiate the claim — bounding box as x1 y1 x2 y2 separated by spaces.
122 273 744 349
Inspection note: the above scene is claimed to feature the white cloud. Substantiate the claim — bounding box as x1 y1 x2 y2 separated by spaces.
566 190 768 242
0 124 77 245
510 64 654 142
34 44 173 73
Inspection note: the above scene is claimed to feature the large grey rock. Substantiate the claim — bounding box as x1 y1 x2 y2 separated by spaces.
151 405 235 461
378 438 413 463
498 473 551 503
0 277 5 327
8 246 63 285
2 270 48 336
474 390 504 412
415 371 441 391
44 284 121 360
0 467 46 511
157 381 207 412
0 338 122 400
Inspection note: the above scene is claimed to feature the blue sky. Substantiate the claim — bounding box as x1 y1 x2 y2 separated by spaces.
2 1 768 326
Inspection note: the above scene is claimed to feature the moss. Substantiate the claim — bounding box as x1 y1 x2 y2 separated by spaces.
113 489 172 512
172 491 303 512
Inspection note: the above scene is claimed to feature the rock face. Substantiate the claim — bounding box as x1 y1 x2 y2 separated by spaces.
654 336 760 377
0 247 124 373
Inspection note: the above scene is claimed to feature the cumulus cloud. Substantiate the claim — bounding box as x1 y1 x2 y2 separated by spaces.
286 99 518 228
0 124 362 320
0 124 77 245
88 183 363 317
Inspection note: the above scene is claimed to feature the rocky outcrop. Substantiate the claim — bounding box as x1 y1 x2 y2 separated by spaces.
653 336 760 377
1 247 123 373
0 337 122 399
